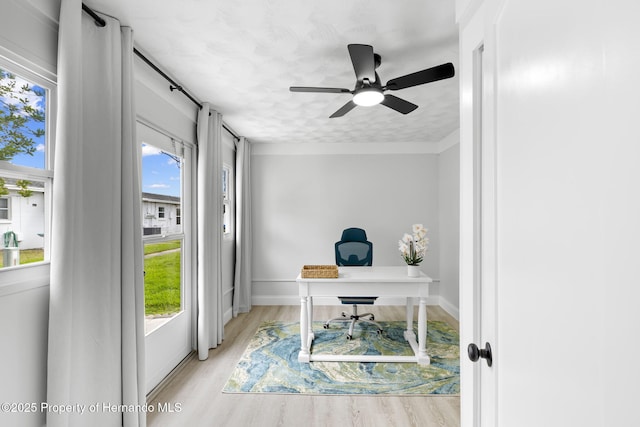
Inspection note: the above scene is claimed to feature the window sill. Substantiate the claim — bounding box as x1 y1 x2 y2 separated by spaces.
0 262 50 297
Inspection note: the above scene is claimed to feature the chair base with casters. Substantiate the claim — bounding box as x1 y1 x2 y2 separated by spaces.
323 297 383 340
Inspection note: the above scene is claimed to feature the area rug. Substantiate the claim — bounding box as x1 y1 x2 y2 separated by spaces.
222 320 459 395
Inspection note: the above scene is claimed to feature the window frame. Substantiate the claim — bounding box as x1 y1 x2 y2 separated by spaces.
0 54 55 287
222 164 232 236
0 196 9 221
138 119 194 327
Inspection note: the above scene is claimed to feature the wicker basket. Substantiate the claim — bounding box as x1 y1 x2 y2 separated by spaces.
301 264 338 278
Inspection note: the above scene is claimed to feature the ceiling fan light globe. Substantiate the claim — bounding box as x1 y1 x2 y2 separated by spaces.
353 89 384 107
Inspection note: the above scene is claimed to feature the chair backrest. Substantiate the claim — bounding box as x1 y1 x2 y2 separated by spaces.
335 227 373 266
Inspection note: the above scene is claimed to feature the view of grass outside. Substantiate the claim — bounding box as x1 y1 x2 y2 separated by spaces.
144 240 181 255
0 240 182 316
0 248 44 267
144 240 181 316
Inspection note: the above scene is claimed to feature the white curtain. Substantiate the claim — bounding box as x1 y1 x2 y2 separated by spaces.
233 136 252 316
47 1 145 426
197 104 224 360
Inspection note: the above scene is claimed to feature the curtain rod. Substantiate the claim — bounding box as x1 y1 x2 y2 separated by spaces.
81 3 240 141
82 3 105 27
81 3 202 110
132 47 204 110
135 47 240 140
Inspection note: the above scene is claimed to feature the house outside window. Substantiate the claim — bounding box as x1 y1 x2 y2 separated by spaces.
158 206 165 219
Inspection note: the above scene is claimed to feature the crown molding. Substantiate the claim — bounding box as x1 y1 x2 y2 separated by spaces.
251 134 459 156
438 129 461 153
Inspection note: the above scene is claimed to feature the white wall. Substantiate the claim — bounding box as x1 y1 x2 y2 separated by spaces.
438 141 460 318
0 279 49 427
0 1 57 82
250 143 457 308
135 56 197 142
0 2 56 426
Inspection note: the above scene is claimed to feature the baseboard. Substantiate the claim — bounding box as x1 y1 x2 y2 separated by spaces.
146 351 196 402
438 296 459 321
223 307 233 325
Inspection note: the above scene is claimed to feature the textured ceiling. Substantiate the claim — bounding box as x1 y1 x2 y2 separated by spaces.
87 0 459 145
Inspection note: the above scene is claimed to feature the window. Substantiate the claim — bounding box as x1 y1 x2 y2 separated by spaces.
222 166 229 200
0 197 9 220
222 165 231 235
0 59 53 270
138 121 191 333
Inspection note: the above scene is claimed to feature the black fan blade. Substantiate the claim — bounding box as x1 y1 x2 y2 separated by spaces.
385 63 455 91
330 100 357 118
348 44 375 82
380 95 418 114
290 86 352 94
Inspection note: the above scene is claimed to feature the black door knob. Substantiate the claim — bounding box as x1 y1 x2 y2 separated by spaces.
468 342 493 367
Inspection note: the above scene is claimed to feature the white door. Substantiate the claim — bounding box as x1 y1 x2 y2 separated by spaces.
459 3 497 426
138 121 195 394
459 0 640 426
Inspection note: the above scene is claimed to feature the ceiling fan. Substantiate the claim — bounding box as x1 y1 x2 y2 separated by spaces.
290 44 455 118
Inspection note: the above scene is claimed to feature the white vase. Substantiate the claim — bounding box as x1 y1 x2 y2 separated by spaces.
407 265 421 277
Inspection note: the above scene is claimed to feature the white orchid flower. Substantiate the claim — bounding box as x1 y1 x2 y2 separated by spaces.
399 224 429 265
413 224 427 239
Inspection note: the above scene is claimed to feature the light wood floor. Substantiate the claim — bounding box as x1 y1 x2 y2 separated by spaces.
147 305 460 427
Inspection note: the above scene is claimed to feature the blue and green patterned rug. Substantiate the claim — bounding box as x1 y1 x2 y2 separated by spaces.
222 320 459 395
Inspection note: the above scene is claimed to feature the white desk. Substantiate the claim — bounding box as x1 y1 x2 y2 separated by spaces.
296 266 432 365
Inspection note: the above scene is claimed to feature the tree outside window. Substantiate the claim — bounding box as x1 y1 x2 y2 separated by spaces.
1 69 45 163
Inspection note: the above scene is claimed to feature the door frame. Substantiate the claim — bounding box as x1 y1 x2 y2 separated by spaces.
459 2 498 426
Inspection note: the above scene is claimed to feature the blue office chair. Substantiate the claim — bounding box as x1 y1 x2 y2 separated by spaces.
323 228 383 339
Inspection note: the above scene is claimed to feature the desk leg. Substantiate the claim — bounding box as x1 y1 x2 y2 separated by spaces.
299 296 310 363
406 297 414 335
307 297 314 341
417 297 430 365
